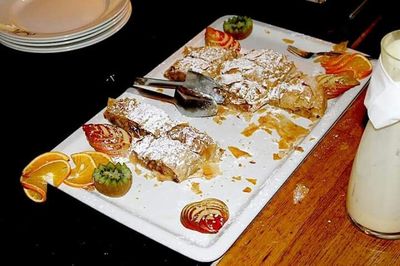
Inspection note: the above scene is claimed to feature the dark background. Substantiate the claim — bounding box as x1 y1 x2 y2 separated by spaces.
2 0 398 265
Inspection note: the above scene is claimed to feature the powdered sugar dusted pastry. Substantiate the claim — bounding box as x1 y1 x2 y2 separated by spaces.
104 97 223 181
267 72 327 119
165 46 326 119
167 124 222 162
131 135 202 183
218 49 325 117
164 46 238 81
104 98 178 138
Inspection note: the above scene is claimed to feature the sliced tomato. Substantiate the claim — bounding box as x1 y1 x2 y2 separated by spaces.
82 124 132 157
316 73 360 99
205 27 240 52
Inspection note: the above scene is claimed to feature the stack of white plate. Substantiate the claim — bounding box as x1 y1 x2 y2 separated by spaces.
0 0 131 53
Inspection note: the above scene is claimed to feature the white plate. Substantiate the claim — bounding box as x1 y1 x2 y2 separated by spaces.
0 1 129 47
0 0 127 41
0 2 131 53
49 16 370 262
0 0 129 45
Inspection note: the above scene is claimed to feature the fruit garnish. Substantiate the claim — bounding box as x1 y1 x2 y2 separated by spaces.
180 198 229 234
22 187 46 203
21 159 71 202
63 153 96 188
82 151 112 166
82 124 132 157
320 53 354 70
205 27 240 52
316 73 360 99
22 151 69 176
223 16 253 40
321 54 372 79
93 162 132 197
334 54 372 79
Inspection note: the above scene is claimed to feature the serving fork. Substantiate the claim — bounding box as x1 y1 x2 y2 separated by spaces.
287 45 343 59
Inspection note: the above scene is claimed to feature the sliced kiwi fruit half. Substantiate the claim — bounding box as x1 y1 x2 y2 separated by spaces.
93 162 132 197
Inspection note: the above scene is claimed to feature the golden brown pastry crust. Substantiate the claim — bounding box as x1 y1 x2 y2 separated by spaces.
165 47 326 119
104 98 222 182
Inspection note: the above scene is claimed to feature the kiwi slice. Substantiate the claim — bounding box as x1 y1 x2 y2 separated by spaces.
93 162 132 197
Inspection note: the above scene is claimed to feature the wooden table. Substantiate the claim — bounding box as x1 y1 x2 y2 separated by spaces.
218 90 400 265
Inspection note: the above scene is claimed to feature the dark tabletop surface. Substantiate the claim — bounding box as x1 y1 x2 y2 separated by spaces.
3 0 398 265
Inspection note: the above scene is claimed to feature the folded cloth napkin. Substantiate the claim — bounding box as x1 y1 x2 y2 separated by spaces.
364 57 400 129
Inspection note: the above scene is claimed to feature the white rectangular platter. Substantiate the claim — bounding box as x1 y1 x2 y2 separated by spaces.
53 16 370 262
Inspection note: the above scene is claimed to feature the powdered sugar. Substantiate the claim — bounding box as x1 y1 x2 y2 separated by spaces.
127 102 177 136
176 57 210 74
166 46 324 117
167 124 215 155
132 135 201 181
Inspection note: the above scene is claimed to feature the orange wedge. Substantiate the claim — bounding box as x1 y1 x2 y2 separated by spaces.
63 153 96 188
22 151 70 176
340 54 372 79
322 54 354 70
21 159 71 202
22 187 46 203
21 173 47 203
83 151 112 166
325 54 372 79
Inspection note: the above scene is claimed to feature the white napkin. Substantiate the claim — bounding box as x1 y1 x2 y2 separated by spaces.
364 57 400 129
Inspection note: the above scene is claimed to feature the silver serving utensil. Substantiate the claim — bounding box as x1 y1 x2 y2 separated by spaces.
131 85 218 117
287 45 343 59
134 70 224 104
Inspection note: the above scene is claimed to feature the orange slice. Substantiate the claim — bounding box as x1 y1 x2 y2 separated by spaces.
22 151 69 176
22 187 46 203
21 173 47 203
63 153 96 188
339 54 372 79
82 151 112 166
322 54 354 70
21 160 71 202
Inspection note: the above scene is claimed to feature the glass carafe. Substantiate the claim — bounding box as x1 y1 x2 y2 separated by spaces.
346 30 400 239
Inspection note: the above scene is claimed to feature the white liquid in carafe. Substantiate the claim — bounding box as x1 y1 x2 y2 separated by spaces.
347 121 400 234
382 39 400 81
386 40 400 58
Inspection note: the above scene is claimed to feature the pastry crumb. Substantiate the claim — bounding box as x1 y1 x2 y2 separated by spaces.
243 187 252 193
246 178 257 185
282 38 294 44
293 183 309 204
191 182 202 195
144 173 154 180
134 165 142 175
